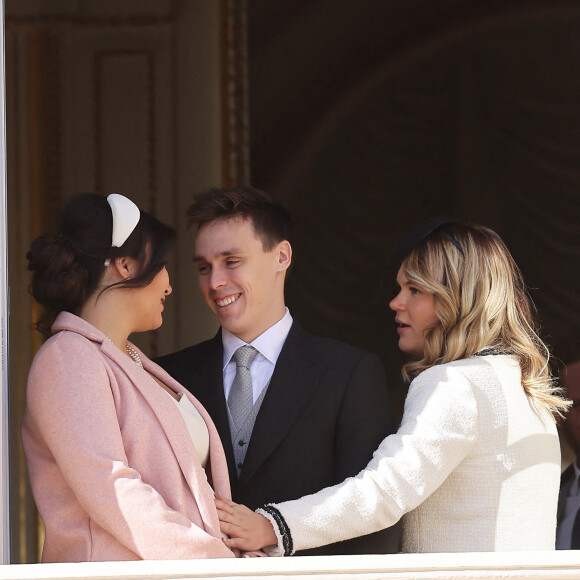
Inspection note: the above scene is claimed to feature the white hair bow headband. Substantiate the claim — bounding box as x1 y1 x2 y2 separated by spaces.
104 193 141 266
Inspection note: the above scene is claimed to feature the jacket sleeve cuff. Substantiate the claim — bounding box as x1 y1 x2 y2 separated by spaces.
256 505 294 556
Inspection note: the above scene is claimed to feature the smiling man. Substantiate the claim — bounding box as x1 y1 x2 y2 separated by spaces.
156 186 398 555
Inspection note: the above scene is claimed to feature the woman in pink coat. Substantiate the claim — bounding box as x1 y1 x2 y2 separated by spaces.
22 193 237 562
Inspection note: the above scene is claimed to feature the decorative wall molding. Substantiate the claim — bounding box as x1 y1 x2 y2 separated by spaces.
5 0 173 20
220 0 250 186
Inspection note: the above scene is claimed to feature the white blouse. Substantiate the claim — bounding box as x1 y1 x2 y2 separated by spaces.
169 392 210 467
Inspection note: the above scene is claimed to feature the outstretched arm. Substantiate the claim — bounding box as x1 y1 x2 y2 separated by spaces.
219 364 477 555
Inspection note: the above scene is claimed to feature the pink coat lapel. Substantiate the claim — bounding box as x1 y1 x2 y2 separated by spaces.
98 338 229 538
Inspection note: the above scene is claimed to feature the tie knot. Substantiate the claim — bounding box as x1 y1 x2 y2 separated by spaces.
232 345 258 369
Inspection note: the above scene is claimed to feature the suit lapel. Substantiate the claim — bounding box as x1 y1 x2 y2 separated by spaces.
240 324 324 483
187 335 237 482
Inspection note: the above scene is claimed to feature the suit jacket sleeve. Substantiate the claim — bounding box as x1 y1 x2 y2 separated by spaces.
23 335 234 560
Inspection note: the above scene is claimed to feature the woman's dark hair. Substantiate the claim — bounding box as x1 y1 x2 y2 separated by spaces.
27 193 176 332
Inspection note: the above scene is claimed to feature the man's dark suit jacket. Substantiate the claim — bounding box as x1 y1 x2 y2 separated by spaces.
557 462 578 548
156 322 399 555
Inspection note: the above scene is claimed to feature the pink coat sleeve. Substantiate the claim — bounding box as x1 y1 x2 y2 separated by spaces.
24 334 235 560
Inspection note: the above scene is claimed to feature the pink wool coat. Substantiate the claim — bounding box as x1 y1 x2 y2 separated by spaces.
22 312 236 562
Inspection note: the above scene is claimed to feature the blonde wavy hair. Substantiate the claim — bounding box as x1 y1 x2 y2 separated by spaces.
400 222 569 417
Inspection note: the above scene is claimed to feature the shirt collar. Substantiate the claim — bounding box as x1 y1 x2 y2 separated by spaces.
222 308 293 370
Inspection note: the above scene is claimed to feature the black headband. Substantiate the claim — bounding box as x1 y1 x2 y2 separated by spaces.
394 218 465 263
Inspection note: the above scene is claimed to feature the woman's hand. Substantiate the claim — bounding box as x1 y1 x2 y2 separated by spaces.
215 491 277 551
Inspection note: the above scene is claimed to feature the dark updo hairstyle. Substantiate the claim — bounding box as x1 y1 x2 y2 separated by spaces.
27 193 176 333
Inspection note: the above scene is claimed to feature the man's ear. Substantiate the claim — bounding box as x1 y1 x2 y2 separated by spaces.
276 241 292 272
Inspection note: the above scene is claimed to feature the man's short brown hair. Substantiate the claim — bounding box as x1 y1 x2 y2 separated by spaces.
187 186 293 251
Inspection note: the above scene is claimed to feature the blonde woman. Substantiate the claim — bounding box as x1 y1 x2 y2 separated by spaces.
216 221 569 554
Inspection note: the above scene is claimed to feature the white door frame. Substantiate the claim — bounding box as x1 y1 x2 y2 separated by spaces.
0 0 11 564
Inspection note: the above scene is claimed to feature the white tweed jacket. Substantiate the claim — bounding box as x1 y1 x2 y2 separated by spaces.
264 355 561 554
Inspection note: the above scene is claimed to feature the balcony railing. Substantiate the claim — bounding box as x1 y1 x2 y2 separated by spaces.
1 551 580 580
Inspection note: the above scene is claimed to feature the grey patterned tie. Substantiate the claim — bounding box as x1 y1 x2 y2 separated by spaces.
227 345 259 429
